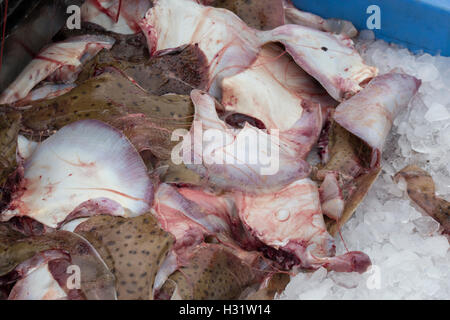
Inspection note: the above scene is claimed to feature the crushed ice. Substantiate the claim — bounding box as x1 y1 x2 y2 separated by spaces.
280 30 450 300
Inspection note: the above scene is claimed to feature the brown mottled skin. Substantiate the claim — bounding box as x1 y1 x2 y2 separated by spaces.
245 273 290 300
207 0 285 30
158 243 260 300
74 214 174 300
0 110 21 211
395 165 450 234
77 44 210 95
19 72 193 159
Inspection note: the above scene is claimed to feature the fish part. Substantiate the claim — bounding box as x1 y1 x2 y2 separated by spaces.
182 90 311 193
0 226 116 300
177 186 262 249
71 37 208 94
152 183 264 291
1 120 153 228
155 183 270 254
5 250 79 300
327 168 382 236
141 0 262 97
72 214 174 300
152 184 215 257
244 272 290 300
151 183 242 270
59 218 89 233
319 172 345 221
81 0 152 34
0 35 115 104
157 243 260 300
334 73 421 167
150 185 215 292
282 0 358 37
121 45 210 95
323 166 381 236
4 216 52 237
78 44 209 95
201 0 357 37
221 44 337 132
160 161 203 186
203 0 285 30
20 84 77 103
315 121 382 235
5 249 89 300
317 121 372 178
0 111 21 210
153 251 178 293
320 169 381 237
279 99 324 159
0 110 21 180
153 184 232 249
394 165 450 234
300 250 372 274
55 22 150 66
20 72 194 161
0 0 79 94
17 135 38 161
234 179 332 252
234 178 371 273
143 0 376 101
258 25 377 101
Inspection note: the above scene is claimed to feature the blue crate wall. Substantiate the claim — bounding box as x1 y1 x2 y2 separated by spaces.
292 0 450 56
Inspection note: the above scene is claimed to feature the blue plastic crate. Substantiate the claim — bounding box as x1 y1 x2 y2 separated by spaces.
292 0 450 56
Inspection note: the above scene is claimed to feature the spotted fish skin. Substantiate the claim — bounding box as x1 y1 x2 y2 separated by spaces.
19 72 194 161
0 111 21 211
74 214 174 300
157 243 261 300
244 272 290 300
75 40 209 95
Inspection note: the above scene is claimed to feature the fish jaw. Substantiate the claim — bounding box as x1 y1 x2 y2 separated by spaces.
1 120 153 228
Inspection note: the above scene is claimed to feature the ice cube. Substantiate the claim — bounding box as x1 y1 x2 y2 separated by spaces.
424 103 450 122
417 63 439 82
413 216 441 236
